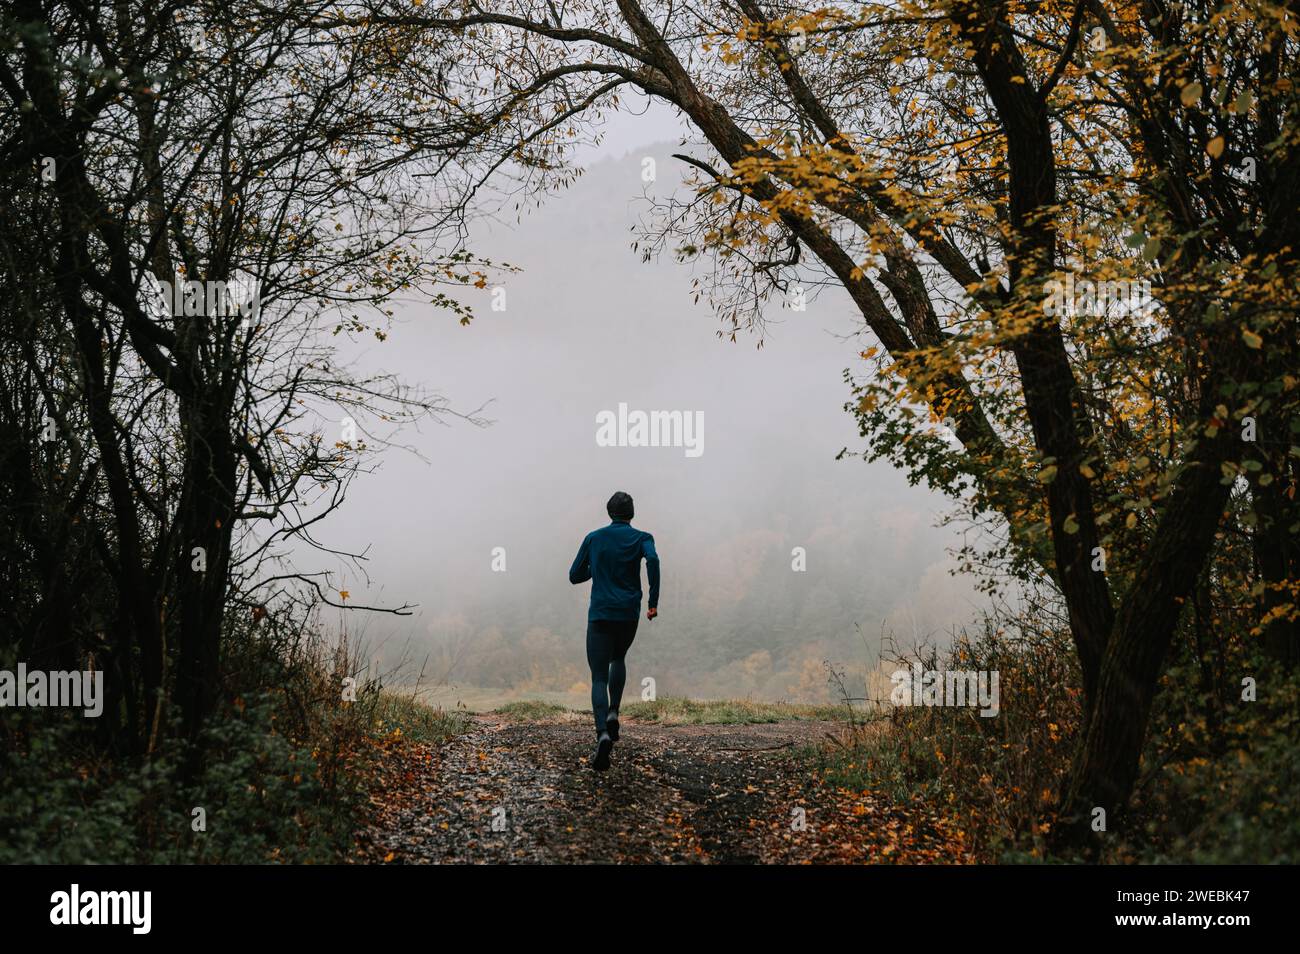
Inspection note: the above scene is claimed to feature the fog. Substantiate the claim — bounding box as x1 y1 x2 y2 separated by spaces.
300 131 990 709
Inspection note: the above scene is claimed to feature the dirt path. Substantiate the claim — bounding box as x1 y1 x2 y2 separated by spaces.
355 714 972 864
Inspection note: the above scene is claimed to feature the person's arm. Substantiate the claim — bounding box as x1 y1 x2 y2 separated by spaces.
643 534 660 617
569 534 592 584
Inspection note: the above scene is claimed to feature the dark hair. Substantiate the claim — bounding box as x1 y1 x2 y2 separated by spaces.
606 491 634 521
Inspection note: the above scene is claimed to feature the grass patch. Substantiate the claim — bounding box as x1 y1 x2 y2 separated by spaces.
813 618 1078 862
812 607 1300 863
622 696 847 725
494 700 569 721
373 691 472 743
485 695 847 725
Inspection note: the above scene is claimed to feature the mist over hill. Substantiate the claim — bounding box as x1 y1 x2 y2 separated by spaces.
311 141 990 704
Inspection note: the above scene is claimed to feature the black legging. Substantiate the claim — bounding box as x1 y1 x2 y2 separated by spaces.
586 618 638 734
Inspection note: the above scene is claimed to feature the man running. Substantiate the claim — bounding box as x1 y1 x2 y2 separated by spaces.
568 491 660 771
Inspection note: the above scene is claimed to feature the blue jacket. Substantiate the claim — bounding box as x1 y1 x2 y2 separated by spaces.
569 520 660 621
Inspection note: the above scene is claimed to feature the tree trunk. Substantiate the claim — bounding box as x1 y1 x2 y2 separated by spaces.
1253 452 1300 667
1059 449 1233 847
176 397 237 776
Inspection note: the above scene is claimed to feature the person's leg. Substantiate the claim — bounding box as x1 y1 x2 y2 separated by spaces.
586 619 613 735
606 619 638 723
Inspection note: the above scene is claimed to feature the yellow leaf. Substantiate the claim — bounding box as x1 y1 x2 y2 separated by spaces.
1125 512 1138 529
1180 82 1202 107
1242 329 1262 349
1206 136 1225 159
